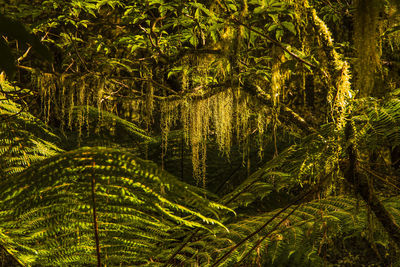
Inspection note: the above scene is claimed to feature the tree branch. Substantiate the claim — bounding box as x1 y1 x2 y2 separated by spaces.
230 18 316 69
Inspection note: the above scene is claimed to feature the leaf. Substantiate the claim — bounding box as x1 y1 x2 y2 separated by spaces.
254 7 265 14
275 29 284 40
189 35 198 47
268 24 278 32
0 147 229 265
281 21 296 35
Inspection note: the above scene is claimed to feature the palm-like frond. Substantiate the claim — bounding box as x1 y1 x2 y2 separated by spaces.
71 105 155 145
221 125 339 209
171 196 400 266
354 98 400 149
2 85 400 266
0 147 230 266
0 82 63 177
0 227 37 266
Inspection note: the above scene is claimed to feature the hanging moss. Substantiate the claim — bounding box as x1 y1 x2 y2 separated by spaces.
67 78 75 130
234 90 251 162
271 48 290 107
143 80 154 129
59 74 67 130
77 78 86 140
256 106 272 159
212 90 234 155
95 79 105 134
180 98 190 146
160 100 180 168
32 72 57 124
188 99 210 184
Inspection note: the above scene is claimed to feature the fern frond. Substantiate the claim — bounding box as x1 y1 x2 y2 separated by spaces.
0 86 63 177
221 126 338 209
353 98 400 149
72 105 155 144
177 196 400 266
0 147 229 266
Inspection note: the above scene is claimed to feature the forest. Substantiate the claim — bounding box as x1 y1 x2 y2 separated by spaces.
1 0 400 266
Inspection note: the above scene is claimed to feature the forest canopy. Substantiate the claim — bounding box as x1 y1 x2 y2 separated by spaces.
1 0 400 266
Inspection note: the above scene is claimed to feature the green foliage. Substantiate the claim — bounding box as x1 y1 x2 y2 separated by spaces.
69 105 156 149
150 196 400 266
0 147 230 266
0 81 63 177
201 196 391 266
353 97 400 149
73 105 154 142
2 0 400 266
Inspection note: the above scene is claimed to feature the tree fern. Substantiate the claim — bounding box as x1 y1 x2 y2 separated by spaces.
353 97 400 150
169 196 400 266
0 81 63 177
0 147 231 266
220 125 339 209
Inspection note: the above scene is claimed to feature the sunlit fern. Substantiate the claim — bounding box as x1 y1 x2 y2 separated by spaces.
353 97 400 150
0 82 63 177
161 196 400 266
0 147 231 266
220 124 340 210
2 83 400 266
